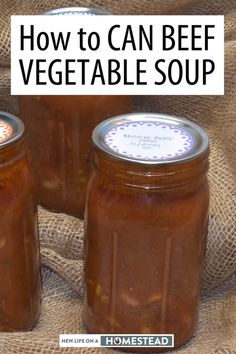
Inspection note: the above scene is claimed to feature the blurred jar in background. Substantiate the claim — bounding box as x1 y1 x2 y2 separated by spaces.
19 95 131 218
18 8 132 218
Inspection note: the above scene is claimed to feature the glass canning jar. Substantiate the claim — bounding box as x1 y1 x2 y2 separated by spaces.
0 112 41 331
18 7 131 218
84 113 209 351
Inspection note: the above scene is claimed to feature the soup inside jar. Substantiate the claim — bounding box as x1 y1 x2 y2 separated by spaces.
19 95 131 217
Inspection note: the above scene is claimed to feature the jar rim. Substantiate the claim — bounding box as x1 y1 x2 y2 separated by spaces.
43 7 111 16
92 113 209 166
0 112 25 150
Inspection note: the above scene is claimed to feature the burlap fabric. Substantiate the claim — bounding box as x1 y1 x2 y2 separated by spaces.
0 0 235 353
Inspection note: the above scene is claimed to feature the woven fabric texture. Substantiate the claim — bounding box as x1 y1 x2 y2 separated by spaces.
0 0 235 353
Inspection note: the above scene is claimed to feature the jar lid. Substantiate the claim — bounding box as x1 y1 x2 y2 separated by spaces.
0 112 25 149
92 113 209 165
44 7 111 16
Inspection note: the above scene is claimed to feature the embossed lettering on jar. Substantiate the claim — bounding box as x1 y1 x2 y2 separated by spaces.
84 113 209 352
0 112 41 331
18 7 131 218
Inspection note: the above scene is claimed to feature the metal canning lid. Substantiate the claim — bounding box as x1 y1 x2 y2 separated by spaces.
44 7 111 16
0 112 25 149
92 113 209 165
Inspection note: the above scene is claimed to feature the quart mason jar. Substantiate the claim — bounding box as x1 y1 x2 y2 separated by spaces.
0 112 41 331
18 7 131 218
84 113 209 351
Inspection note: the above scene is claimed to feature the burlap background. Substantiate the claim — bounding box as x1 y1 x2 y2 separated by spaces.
0 0 235 353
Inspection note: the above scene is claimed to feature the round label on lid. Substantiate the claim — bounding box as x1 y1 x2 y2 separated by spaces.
104 121 194 161
92 113 209 165
0 120 13 143
0 112 25 149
